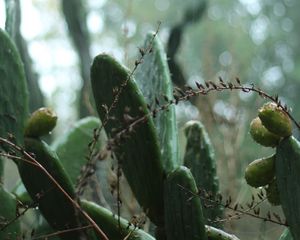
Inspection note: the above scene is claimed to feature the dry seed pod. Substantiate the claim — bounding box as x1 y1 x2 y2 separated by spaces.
24 107 57 137
250 117 281 147
266 179 281 206
258 102 292 137
244 154 275 188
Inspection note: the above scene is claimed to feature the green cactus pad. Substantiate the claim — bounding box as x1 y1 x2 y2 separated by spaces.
183 120 222 225
244 154 275 188
52 117 103 184
258 102 292 137
91 54 164 225
135 32 179 173
81 199 155 240
249 117 281 147
205 225 240 240
24 107 57 138
18 137 85 240
0 28 28 146
276 136 300 240
265 179 281 206
164 166 207 240
0 184 21 239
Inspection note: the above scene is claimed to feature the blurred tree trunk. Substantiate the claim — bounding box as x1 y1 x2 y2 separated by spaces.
61 0 93 118
5 0 44 112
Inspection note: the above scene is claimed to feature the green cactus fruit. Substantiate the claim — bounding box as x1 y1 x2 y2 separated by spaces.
91 54 164 226
135 32 179 173
24 107 57 138
258 102 292 137
279 228 293 240
265 179 281 206
183 120 222 226
164 166 207 240
276 136 300 240
244 154 275 188
18 137 87 240
0 184 21 239
52 117 103 184
205 225 240 240
249 117 281 147
81 199 155 240
0 28 28 146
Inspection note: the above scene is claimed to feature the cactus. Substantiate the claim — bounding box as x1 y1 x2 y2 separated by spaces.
275 136 300 239
18 137 87 240
183 120 222 226
91 53 165 226
164 166 207 240
135 32 179 173
0 23 251 240
0 28 28 147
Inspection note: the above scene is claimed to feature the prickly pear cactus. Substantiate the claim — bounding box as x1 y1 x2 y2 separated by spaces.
276 136 300 240
0 28 28 146
91 54 165 226
164 166 207 240
135 32 179 173
18 137 86 240
183 120 222 225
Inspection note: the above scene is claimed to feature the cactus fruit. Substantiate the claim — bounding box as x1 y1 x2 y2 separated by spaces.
265 179 281 206
0 28 28 146
164 166 207 240
91 53 165 226
81 199 155 240
249 117 280 147
18 138 85 240
183 120 222 225
0 184 21 239
276 136 300 240
24 107 57 138
244 155 275 188
258 102 292 138
135 33 179 173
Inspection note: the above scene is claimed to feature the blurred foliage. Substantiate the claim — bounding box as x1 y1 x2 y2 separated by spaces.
2 0 300 239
